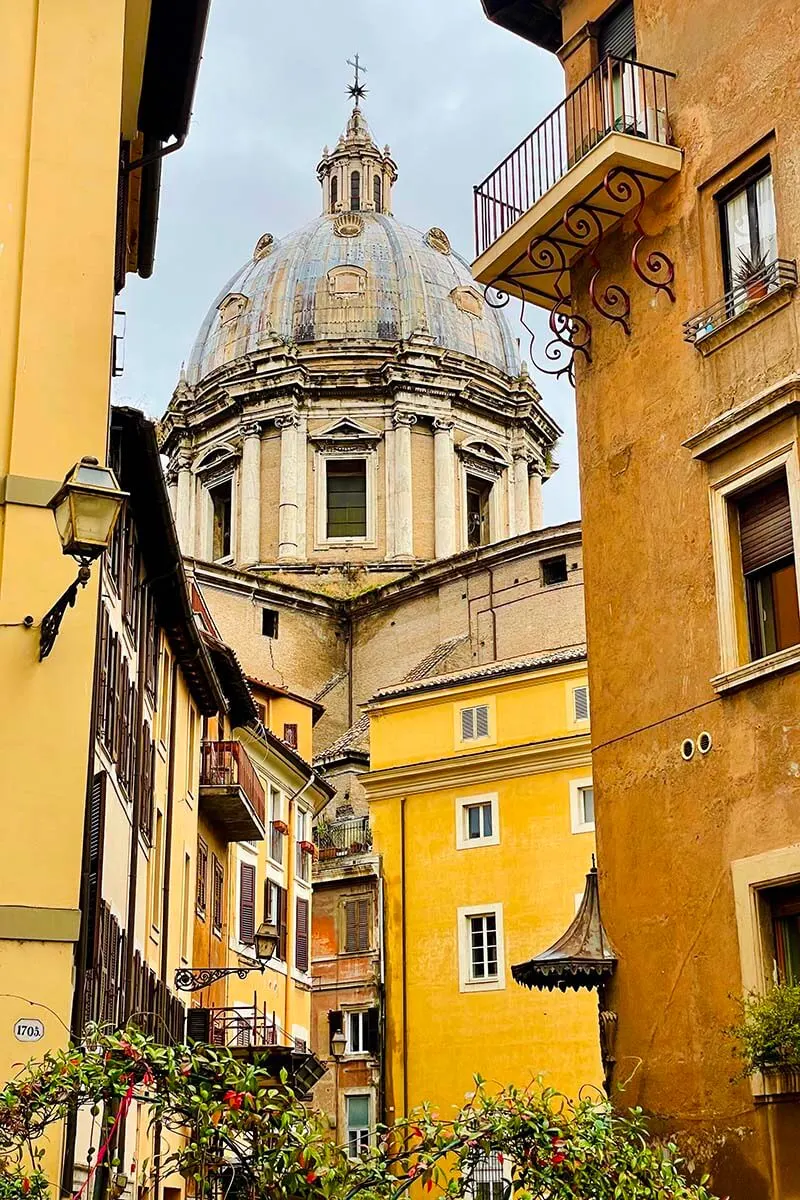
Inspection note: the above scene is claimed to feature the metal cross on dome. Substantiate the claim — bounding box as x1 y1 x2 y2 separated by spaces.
346 53 367 106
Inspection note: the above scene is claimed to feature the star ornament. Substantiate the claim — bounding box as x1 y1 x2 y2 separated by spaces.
347 81 368 104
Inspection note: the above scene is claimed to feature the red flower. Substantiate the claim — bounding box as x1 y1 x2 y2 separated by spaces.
180 1062 191 1077
407 1166 419 1179
223 1090 243 1110
497 1154 503 1165
21 1179 30 1195
425 1181 433 1193
305 1171 318 1184
550 1152 566 1167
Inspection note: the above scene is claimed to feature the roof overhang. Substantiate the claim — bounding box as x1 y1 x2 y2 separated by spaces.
512 866 617 992
479 0 563 52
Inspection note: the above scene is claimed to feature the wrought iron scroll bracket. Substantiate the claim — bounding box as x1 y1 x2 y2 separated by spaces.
174 963 266 993
565 201 631 335
605 167 675 303
39 562 92 661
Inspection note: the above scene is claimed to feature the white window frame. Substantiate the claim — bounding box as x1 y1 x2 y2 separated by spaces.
268 784 284 868
457 903 505 993
315 450 378 549
454 697 496 749
460 463 503 551
344 1008 370 1057
198 469 237 564
569 776 595 834
295 806 313 887
455 793 500 850
466 1152 513 1200
344 1090 373 1158
708 443 800 685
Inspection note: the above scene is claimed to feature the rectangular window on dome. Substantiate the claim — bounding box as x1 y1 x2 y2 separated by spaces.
466 475 492 548
209 480 232 560
326 459 367 539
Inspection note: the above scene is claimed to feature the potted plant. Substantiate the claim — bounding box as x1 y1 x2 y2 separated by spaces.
729 983 800 1088
735 247 771 304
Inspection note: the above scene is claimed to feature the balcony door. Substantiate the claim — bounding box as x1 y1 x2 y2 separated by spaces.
599 2 647 139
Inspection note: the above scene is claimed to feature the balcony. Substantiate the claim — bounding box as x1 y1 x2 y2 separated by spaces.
314 815 372 864
472 57 682 316
199 740 266 843
683 258 798 351
186 1004 326 1094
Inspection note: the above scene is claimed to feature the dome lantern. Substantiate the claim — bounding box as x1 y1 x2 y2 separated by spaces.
316 104 397 216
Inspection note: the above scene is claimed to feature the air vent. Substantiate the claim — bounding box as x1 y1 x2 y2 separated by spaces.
573 685 589 722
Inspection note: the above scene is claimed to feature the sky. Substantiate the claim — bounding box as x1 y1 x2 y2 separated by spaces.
114 0 580 525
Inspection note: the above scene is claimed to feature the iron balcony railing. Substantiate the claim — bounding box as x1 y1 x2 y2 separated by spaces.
474 56 676 259
209 1005 279 1049
314 815 372 862
200 740 266 827
683 258 798 344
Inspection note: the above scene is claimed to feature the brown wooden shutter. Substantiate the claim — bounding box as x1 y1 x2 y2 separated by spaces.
357 898 370 951
277 886 288 960
197 838 208 911
365 1007 380 1056
328 1009 344 1053
239 862 256 944
96 606 109 739
295 897 309 972
186 1007 211 1043
739 475 795 575
344 900 357 952
85 773 107 968
599 0 636 59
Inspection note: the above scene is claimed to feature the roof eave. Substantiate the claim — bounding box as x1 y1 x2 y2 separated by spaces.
480 0 563 52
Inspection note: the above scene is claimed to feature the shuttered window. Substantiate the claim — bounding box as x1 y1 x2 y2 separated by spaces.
212 856 224 934
739 475 795 576
326 459 367 538
573 685 590 722
196 838 208 913
328 1008 344 1053
277 886 288 960
239 862 256 945
85 773 107 968
460 704 490 741
295 897 310 972
598 0 636 59
344 898 371 953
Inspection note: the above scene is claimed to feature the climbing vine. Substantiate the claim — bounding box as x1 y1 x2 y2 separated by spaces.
0 1026 719 1200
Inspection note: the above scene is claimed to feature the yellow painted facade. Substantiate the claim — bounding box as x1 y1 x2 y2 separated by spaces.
364 655 602 1122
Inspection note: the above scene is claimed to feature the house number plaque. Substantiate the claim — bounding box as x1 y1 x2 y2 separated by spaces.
13 1018 44 1042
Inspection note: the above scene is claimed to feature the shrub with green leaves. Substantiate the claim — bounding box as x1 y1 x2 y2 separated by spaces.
730 984 800 1075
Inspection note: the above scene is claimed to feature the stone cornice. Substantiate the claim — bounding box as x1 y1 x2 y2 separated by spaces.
683 373 800 460
361 733 591 800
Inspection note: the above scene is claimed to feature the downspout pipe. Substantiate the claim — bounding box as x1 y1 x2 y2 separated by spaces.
160 658 180 999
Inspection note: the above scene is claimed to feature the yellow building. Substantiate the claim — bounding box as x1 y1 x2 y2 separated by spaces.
363 647 602 1133
0 0 208 1106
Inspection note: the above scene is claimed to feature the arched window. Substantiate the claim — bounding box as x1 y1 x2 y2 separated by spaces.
350 170 361 212
330 175 338 211
373 175 382 212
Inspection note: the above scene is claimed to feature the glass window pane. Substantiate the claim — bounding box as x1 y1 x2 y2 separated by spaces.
467 806 481 838
482 804 493 837
755 173 777 264
581 786 595 824
347 1095 370 1128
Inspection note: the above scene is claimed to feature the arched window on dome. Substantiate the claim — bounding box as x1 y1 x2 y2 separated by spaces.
330 175 338 211
373 175 382 212
350 170 361 212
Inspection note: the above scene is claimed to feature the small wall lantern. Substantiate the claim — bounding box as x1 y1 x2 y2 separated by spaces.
175 919 279 992
39 456 128 660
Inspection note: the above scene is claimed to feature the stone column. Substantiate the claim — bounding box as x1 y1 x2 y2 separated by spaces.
384 417 396 559
529 470 544 530
175 452 194 555
433 419 456 558
239 422 262 565
392 411 416 559
514 455 531 535
276 413 302 559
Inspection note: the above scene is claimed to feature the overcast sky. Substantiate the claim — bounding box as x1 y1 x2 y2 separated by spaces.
115 0 579 525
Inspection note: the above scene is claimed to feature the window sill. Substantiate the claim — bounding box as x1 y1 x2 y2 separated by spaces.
571 821 596 835
712 643 800 694
459 976 506 994
456 836 500 851
691 285 795 358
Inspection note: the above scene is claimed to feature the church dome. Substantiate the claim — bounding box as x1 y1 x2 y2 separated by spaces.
185 108 520 385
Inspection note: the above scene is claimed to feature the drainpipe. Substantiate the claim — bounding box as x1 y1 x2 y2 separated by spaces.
160 659 180 1002
400 794 408 1120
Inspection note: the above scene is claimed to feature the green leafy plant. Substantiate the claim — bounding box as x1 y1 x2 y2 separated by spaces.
729 984 800 1076
0 1028 720 1200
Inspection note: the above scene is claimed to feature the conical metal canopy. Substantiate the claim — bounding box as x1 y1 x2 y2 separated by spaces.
512 864 617 992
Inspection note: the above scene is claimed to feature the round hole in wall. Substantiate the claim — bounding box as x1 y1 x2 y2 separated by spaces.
681 738 695 761
698 731 713 755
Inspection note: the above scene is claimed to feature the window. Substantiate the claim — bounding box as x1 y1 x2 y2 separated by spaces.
456 794 499 849
768 884 800 985
373 175 382 211
264 878 278 924
460 704 490 742
573 685 590 722
469 913 498 981
239 860 256 945
295 896 310 972
326 459 367 538
570 778 595 833
719 163 777 302
344 1009 379 1055
330 175 338 210
343 897 371 953
350 170 361 212
346 1095 371 1158
265 882 288 961
598 0 635 59
255 702 267 725
296 808 312 883
212 855 224 935
468 1154 507 1200
196 838 208 914
209 479 232 560
466 475 492 548
151 810 164 931
542 555 568 586
736 473 800 661
269 786 284 864
262 608 279 638
458 904 505 992
181 852 191 961
283 723 298 749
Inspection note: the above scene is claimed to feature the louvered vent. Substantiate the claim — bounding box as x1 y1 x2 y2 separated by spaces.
573 686 590 722
461 704 490 741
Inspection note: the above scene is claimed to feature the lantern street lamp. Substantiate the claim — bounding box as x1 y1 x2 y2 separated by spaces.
39 457 128 660
174 920 279 992
330 1027 348 1147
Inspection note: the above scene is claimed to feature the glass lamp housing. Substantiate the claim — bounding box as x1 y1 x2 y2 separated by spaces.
49 457 127 561
254 920 279 963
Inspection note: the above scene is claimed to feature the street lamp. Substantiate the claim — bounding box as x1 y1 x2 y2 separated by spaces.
175 920 279 992
39 456 128 660
330 1027 348 1148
